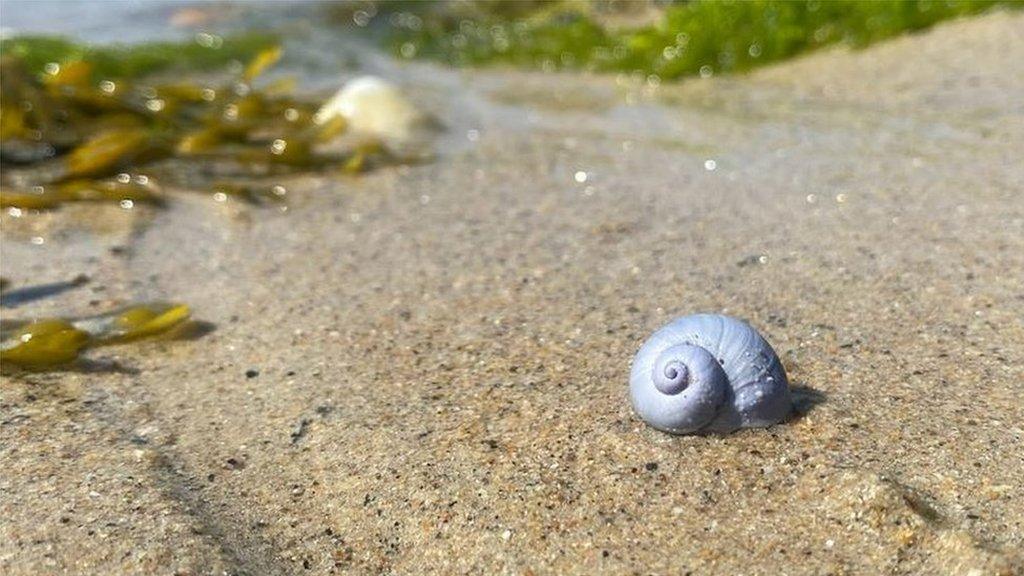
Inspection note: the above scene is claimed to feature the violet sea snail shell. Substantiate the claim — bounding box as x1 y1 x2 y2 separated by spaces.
630 314 791 435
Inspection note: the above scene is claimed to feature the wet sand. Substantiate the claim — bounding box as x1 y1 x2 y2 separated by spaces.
2 11 1023 575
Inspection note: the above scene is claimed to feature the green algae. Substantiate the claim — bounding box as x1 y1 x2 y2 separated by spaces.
372 0 1017 80
0 33 279 82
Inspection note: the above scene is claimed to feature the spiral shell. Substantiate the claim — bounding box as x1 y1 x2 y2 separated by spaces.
630 314 791 435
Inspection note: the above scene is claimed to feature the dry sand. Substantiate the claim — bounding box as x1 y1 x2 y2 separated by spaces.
2 10 1023 576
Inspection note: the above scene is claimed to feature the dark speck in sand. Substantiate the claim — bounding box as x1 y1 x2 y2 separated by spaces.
245 369 260 379
736 254 763 267
290 418 311 444
645 462 659 472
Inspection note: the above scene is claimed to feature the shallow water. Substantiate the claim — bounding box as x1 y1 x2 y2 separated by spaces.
1 0 197 43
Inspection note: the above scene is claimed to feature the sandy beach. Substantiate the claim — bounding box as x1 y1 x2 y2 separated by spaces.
2 9 1023 575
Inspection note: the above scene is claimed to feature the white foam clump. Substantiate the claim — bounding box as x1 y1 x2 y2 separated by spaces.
314 76 422 141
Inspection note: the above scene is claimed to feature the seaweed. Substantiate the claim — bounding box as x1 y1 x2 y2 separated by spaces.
1 177 162 209
1 302 194 369
0 33 279 81
0 320 90 368
0 35 396 210
367 0 1017 80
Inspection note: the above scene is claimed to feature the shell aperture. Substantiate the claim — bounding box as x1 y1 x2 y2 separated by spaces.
630 314 791 435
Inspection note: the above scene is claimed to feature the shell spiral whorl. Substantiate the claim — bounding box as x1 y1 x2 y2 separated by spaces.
653 349 690 395
630 314 791 435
